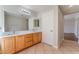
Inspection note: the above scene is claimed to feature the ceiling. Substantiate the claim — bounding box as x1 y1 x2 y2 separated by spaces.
2 5 38 18
64 13 76 20
22 5 54 13
2 5 54 17
60 5 79 15
2 5 79 16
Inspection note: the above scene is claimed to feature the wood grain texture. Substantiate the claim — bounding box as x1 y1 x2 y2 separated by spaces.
15 35 25 52
1 37 15 54
18 39 79 54
24 34 33 43
24 34 33 48
33 32 42 44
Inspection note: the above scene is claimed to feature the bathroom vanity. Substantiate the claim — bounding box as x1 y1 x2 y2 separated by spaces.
0 6 42 54
0 32 42 54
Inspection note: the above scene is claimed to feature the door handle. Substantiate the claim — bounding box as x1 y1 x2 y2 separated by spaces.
50 30 53 32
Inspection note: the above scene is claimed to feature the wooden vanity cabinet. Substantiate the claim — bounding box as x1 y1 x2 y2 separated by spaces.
15 35 25 52
0 32 42 54
38 32 42 42
33 32 42 44
33 33 39 44
1 37 15 54
24 34 33 48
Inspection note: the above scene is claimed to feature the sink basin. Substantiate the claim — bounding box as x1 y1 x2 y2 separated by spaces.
0 32 14 36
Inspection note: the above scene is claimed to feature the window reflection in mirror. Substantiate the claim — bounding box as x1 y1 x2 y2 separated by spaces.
34 19 39 27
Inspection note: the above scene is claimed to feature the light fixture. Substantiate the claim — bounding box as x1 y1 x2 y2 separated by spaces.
20 8 31 15
68 5 73 8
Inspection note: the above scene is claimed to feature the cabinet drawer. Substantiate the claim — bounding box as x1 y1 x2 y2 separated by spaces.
25 38 32 42
25 41 32 48
24 34 33 42
33 33 39 36
25 34 32 38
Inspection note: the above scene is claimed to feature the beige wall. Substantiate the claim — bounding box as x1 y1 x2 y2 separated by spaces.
58 7 64 47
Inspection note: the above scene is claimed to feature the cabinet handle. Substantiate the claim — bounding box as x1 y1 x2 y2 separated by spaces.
25 40 32 42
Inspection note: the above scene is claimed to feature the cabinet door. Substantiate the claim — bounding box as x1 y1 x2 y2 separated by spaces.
1 37 15 54
16 35 25 52
38 32 42 42
24 34 33 48
33 32 42 44
33 33 39 44
25 41 32 48
24 34 33 42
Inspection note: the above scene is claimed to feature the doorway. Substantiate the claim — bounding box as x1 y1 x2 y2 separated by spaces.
64 14 78 42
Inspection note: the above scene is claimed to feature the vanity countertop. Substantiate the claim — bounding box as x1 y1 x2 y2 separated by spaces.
0 31 41 38
0 30 41 52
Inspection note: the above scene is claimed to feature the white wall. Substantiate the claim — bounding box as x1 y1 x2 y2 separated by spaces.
74 19 77 37
0 6 5 32
58 8 64 47
74 18 79 42
29 17 34 31
64 13 77 33
5 13 28 32
64 19 75 33
39 6 64 48
38 6 64 48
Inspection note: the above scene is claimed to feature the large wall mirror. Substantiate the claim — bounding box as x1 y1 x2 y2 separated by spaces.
5 12 29 32
0 5 40 35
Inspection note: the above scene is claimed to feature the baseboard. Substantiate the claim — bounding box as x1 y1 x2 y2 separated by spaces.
41 42 59 49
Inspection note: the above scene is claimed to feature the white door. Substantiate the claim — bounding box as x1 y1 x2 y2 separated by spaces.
41 11 54 46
